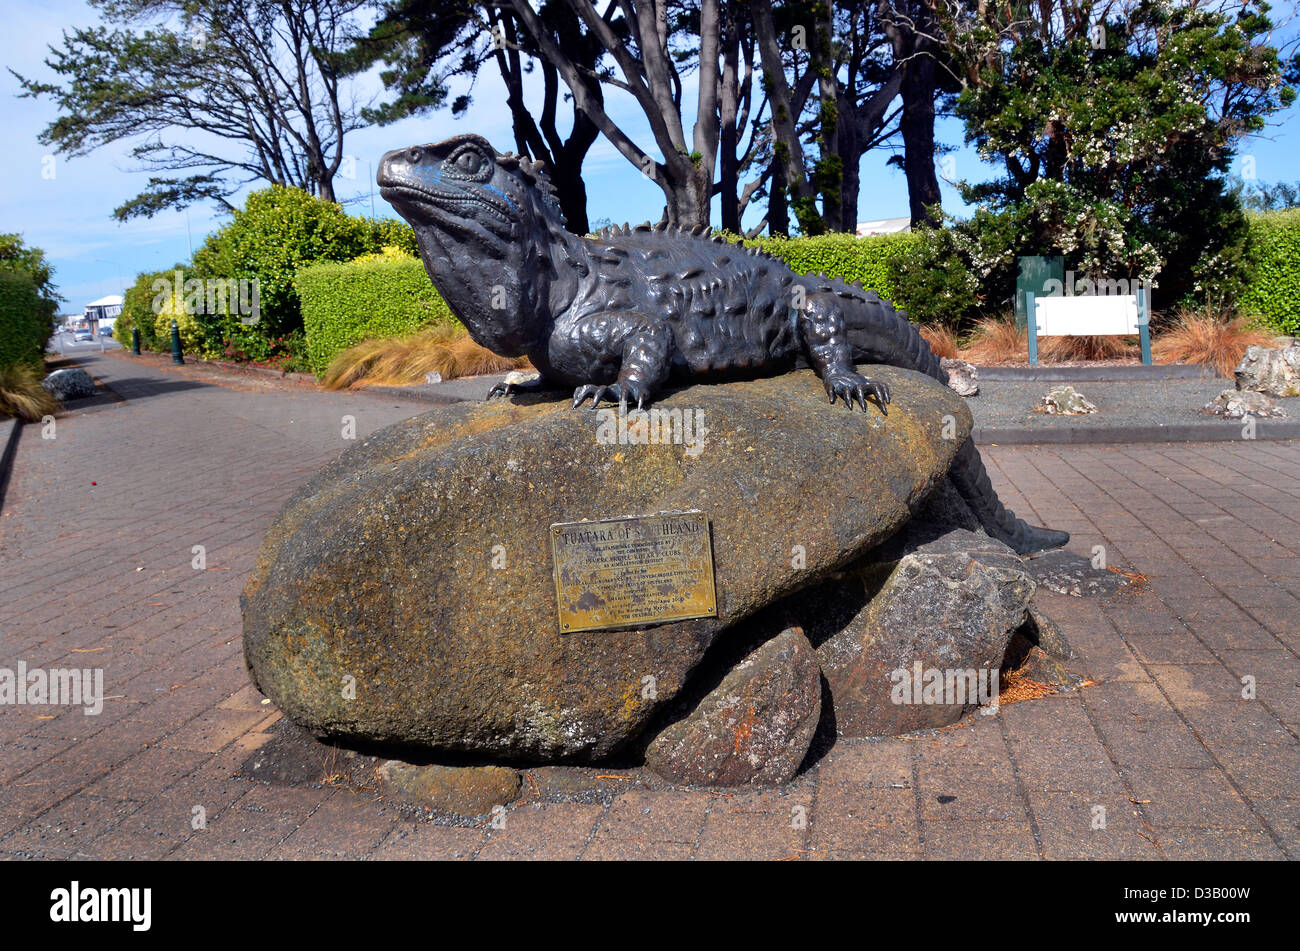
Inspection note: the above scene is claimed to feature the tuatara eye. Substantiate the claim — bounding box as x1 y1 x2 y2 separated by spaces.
456 151 482 174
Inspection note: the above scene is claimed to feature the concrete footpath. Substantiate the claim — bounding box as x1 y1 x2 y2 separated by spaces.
0 351 1297 859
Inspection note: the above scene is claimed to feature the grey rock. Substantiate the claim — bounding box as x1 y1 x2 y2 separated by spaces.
1040 384 1097 415
1235 344 1300 398
940 358 979 397
645 627 822 786
1020 601 1072 659
817 529 1035 736
41 368 96 401
1022 548 1128 598
1204 387 1286 419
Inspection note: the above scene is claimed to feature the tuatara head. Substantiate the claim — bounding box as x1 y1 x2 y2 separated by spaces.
377 134 567 356
377 134 563 245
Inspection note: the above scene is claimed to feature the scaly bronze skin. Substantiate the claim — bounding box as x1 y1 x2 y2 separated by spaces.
378 134 1068 554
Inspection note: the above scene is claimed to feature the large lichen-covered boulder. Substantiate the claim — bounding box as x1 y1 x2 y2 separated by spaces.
645 626 822 786
818 528 1035 737
242 366 969 761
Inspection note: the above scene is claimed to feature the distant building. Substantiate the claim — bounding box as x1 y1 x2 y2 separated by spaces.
84 295 123 336
855 217 911 237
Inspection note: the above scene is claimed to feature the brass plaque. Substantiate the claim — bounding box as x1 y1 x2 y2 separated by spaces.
551 512 717 633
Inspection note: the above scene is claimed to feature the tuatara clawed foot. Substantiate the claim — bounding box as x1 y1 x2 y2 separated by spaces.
824 370 891 414
572 379 649 410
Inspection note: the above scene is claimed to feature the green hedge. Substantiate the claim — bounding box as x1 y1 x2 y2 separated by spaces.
1243 208 1300 335
0 270 51 369
738 231 923 305
298 256 458 374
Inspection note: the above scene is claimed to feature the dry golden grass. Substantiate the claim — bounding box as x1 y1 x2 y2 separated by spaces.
322 324 532 390
960 315 1027 364
0 363 57 422
1152 309 1274 377
958 314 1138 364
1040 334 1137 362
918 323 960 360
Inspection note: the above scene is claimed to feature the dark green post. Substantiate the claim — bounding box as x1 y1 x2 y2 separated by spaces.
131 327 141 355
170 318 185 365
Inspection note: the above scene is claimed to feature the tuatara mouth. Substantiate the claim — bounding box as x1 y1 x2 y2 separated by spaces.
379 183 511 222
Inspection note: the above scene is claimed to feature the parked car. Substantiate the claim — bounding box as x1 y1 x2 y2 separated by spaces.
74 330 93 342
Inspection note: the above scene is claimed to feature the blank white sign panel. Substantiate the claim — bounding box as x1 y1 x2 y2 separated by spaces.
1034 295 1140 336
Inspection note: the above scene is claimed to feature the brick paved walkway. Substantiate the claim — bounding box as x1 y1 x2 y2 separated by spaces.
1 353 1296 860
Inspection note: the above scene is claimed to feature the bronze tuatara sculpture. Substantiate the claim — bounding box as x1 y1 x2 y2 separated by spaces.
378 134 1067 553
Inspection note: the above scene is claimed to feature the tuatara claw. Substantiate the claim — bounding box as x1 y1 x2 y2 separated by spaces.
825 371 889 414
573 380 648 410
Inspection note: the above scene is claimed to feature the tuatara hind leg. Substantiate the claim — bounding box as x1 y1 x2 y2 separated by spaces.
798 294 891 414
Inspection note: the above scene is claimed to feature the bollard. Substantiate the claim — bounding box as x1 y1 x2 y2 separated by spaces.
170 319 185 365
131 327 141 355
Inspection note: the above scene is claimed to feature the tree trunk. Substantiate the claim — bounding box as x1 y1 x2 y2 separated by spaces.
897 3 942 227
769 160 790 237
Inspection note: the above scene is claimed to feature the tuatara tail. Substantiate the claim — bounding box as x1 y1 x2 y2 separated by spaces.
829 279 1068 555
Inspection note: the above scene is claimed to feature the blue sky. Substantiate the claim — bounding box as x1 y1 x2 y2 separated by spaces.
4 0 1299 312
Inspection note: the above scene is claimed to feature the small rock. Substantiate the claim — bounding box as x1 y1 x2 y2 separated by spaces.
1019 602 1072 659
1022 549 1129 598
502 369 541 387
1040 384 1096 415
1235 344 1300 397
424 371 443 384
818 529 1035 736
940 358 979 397
645 627 822 786
41 368 95 401
376 762 521 818
1204 388 1285 419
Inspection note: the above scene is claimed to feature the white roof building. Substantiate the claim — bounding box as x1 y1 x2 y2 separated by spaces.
855 217 911 237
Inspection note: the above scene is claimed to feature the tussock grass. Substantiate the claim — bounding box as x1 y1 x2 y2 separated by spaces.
1040 334 1137 362
918 323 960 360
958 314 1136 364
1152 308 1274 377
0 363 57 422
321 324 532 390
960 316 1027 364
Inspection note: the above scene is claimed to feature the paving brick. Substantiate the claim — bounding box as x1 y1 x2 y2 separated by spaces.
4 355 1299 859
476 803 604 860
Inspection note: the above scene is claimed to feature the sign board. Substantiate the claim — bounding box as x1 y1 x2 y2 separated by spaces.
550 512 717 633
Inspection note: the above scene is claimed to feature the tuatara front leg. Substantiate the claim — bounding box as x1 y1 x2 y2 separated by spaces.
565 312 673 410
798 293 891 414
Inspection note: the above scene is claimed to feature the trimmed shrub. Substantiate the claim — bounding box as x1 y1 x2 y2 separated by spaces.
1242 208 1300 335
298 256 458 375
746 231 920 301
719 231 924 307
0 270 51 369
191 186 376 341
119 268 185 353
